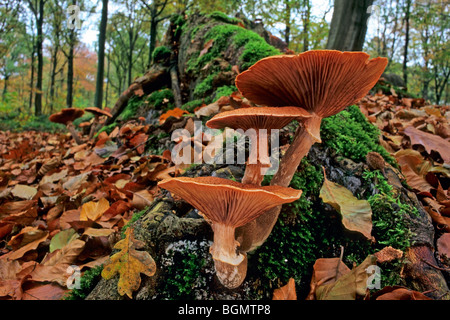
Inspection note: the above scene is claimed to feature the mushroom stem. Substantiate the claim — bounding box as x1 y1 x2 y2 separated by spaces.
210 223 248 289
241 130 271 185
271 115 322 187
210 223 244 266
236 115 322 252
88 116 100 139
66 121 83 145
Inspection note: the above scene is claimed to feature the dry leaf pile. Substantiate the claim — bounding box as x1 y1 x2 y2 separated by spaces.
0 120 180 299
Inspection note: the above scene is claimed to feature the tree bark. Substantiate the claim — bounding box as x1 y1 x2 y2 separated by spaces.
403 0 411 89
326 0 373 51
66 30 75 109
34 0 45 116
94 0 108 110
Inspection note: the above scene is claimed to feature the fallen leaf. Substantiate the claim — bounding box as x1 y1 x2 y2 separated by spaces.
313 255 377 300
320 170 373 240
404 126 450 164
49 228 79 253
80 198 110 221
199 39 214 57
11 185 38 200
372 286 432 300
272 278 297 300
101 227 156 298
374 246 403 264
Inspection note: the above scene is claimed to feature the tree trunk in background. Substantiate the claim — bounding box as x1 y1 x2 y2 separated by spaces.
302 0 311 52
403 0 411 89
49 40 59 114
283 0 291 46
34 0 45 116
149 18 158 65
94 0 108 110
326 0 373 51
67 30 75 109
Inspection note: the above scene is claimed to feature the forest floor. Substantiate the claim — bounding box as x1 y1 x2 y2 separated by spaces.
0 86 449 300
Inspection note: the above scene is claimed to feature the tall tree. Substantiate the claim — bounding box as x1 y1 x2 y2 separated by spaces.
326 0 373 51
140 0 170 66
402 0 411 88
94 0 108 109
27 0 47 116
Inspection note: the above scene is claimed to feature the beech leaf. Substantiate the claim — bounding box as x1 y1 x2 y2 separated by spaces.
80 198 110 221
320 170 373 240
272 278 297 300
313 255 377 300
101 227 156 298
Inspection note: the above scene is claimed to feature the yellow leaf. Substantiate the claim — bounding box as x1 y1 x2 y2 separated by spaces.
80 198 110 221
320 168 373 240
101 227 156 298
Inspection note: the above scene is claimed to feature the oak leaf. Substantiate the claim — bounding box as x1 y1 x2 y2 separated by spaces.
101 227 156 298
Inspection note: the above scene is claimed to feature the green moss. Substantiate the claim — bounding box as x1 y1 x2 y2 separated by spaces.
95 121 118 136
118 95 143 121
251 159 326 298
161 240 211 300
152 46 171 63
187 22 280 75
64 265 103 300
193 73 217 99
147 88 174 110
321 105 397 167
208 11 242 25
214 85 237 100
121 208 149 237
181 99 204 113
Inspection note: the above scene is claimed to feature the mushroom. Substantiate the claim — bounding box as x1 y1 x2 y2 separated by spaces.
206 106 311 185
85 107 113 139
49 108 85 145
234 50 388 251
158 176 301 288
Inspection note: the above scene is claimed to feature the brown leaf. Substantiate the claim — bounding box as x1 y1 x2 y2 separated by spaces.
374 246 403 264
199 39 214 57
373 286 432 300
272 278 297 300
320 171 373 240
404 126 450 164
309 255 377 300
307 257 350 300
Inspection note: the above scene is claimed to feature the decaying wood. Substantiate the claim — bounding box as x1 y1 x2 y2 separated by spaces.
106 63 170 126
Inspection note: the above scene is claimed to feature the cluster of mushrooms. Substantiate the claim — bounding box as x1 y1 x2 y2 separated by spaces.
158 50 388 289
49 107 112 144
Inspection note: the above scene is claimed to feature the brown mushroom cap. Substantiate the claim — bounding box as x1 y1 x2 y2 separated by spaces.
235 50 388 118
158 176 302 228
49 108 85 125
206 106 312 131
85 107 112 118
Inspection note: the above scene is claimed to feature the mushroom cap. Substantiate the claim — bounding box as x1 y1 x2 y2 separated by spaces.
235 50 388 118
85 107 113 118
206 106 312 131
49 108 85 124
158 176 302 228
